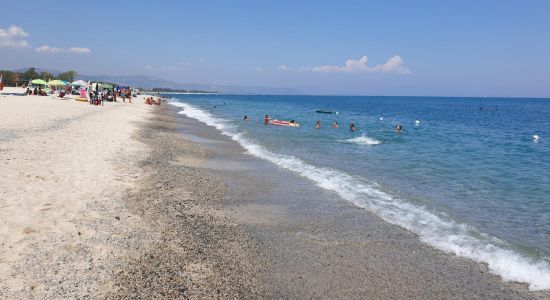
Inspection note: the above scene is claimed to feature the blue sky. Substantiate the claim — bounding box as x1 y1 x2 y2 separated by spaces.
1 0 549 97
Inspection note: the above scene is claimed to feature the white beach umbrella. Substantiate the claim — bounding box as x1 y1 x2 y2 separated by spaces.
71 80 89 87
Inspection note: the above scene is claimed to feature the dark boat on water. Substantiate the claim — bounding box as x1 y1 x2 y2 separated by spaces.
315 109 338 114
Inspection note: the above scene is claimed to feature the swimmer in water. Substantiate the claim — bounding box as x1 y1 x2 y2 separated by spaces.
315 120 321 129
395 124 403 133
244 115 248 121
350 123 356 131
332 121 339 128
264 114 270 125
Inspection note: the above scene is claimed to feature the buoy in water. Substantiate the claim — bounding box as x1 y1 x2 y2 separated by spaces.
415 120 420 125
533 135 540 141
379 117 384 121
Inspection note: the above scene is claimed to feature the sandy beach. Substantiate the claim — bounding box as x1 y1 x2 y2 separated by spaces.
0 88 264 298
0 87 152 297
1 88 549 299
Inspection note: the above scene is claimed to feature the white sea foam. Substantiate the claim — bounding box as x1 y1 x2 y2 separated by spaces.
169 100 550 291
344 134 381 145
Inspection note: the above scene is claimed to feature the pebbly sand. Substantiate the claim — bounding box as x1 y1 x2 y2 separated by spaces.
1 87 549 299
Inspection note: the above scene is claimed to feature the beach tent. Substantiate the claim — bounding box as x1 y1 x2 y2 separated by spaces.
100 83 114 89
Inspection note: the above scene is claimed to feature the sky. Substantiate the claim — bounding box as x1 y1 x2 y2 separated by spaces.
1 0 549 97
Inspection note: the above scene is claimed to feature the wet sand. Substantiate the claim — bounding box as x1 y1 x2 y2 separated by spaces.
107 105 266 298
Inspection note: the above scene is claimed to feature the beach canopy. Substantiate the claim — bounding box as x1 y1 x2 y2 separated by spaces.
100 83 114 89
71 80 89 87
47 80 68 87
31 79 47 85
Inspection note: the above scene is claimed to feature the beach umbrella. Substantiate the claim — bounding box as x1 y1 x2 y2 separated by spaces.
31 79 48 85
47 80 68 87
71 80 89 87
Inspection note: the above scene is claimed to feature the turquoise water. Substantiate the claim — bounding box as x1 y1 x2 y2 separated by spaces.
168 94 550 290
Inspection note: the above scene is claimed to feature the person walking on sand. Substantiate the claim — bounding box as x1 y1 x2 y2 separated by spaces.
0 74 4 97
316 120 321 129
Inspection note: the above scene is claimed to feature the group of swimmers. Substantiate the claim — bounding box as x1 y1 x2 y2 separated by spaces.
318 120 401 132
253 114 403 133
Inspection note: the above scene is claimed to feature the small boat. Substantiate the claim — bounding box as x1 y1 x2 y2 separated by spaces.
269 119 300 127
315 109 338 114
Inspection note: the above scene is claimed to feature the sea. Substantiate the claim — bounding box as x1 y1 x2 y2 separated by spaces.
167 94 550 291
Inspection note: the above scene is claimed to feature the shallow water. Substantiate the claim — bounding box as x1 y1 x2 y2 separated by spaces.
168 94 550 290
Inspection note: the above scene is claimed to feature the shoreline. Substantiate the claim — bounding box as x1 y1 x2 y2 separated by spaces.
168 99 550 299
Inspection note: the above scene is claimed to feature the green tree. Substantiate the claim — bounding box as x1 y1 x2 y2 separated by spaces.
57 70 77 82
0 71 16 86
22 67 38 81
38 72 54 81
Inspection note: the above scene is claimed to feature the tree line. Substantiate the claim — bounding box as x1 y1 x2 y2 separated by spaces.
0 68 77 86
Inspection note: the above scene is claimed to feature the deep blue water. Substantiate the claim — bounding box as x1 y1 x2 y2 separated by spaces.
168 94 550 290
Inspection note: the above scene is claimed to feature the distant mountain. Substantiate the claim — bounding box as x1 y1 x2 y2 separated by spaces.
76 74 178 89
10 67 300 95
12 67 62 75
77 74 301 95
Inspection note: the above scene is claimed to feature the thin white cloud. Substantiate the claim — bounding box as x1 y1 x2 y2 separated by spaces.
67 47 91 54
255 67 264 72
0 25 30 48
368 55 411 74
279 55 412 74
35 45 91 54
199 57 206 63
277 64 290 71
